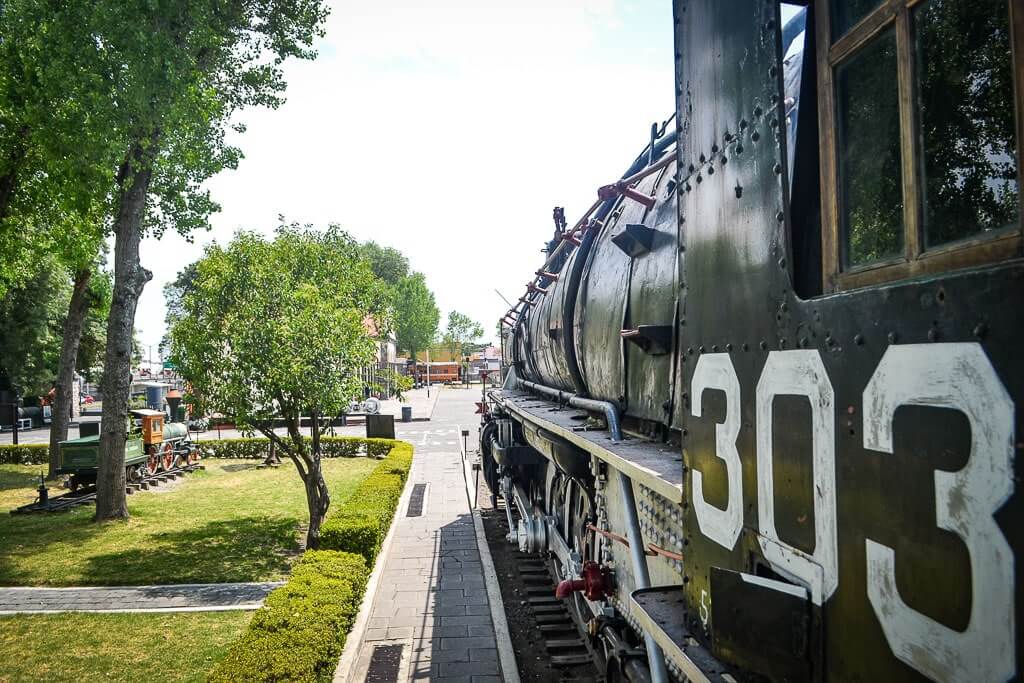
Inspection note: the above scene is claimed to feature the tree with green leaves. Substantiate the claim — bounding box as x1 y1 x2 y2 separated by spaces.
79 0 328 521
359 241 409 288
394 272 440 363
442 311 484 364
169 224 389 549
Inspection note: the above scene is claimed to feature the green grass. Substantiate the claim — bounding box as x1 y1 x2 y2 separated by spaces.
0 611 251 682
0 457 380 586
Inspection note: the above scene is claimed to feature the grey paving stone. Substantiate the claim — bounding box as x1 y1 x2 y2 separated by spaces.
439 636 496 651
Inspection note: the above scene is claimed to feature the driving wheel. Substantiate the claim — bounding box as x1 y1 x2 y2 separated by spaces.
161 442 174 471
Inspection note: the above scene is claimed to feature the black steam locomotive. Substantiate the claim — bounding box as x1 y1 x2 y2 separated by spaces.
481 1 1022 681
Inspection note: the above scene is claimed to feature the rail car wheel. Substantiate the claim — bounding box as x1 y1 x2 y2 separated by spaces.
160 442 174 471
145 451 159 476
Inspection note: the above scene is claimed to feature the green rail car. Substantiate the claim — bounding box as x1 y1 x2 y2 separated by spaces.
57 434 146 474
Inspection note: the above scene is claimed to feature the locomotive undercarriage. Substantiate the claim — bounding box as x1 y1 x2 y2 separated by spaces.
482 387 721 683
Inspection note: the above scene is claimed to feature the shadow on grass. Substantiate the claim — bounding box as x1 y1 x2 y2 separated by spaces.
220 463 262 473
80 516 300 585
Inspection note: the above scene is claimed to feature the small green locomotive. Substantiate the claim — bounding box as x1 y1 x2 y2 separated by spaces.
58 409 199 490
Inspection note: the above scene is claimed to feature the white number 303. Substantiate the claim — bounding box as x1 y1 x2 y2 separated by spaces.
690 343 1016 682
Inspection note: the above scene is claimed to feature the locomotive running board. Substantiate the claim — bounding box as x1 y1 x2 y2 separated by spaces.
630 587 727 683
495 389 683 503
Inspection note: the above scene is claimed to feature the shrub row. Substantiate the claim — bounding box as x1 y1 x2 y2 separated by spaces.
207 550 370 683
320 441 414 565
197 436 395 460
0 444 49 465
0 436 395 466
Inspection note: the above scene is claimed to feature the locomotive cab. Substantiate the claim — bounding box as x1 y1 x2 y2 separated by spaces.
130 408 165 446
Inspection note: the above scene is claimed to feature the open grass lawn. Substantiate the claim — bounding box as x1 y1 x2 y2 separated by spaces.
0 611 251 682
0 457 379 586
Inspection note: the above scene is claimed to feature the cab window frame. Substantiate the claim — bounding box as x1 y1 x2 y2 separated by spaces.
814 0 1024 292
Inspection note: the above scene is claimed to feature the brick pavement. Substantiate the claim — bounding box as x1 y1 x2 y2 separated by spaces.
339 389 504 682
0 581 283 614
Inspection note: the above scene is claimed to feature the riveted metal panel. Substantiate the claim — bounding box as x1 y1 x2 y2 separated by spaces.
625 163 680 424
676 0 1024 680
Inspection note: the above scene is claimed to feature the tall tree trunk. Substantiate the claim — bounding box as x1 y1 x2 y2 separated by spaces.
305 410 330 549
95 140 155 522
48 267 92 477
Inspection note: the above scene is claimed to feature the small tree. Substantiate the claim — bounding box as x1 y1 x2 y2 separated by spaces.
170 224 388 549
443 311 484 363
394 272 440 362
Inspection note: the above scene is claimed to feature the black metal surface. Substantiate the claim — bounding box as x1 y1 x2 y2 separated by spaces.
710 568 810 682
405 483 426 517
364 644 403 683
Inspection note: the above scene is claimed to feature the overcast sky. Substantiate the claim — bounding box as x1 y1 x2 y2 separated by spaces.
134 0 677 362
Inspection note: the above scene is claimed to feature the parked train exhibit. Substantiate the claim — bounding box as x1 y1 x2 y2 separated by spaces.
58 409 198 491
481 1 1022 681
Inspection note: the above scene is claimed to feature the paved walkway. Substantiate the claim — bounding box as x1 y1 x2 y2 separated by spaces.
0 581 283 614
338 389 504 682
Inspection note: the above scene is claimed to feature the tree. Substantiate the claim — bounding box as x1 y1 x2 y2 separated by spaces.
394 272 440 362
0 258 71 396
87 0 328 521
170 224 389 549
443 311 484 363
47 266 112 477
358 241 409 287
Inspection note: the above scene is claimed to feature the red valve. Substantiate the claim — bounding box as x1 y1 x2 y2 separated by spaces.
555 562 611 601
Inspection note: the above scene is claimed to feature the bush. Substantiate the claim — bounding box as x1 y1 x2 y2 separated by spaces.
0 444 49 465
207 550 369 683
320 442 413 564
198 437 390 460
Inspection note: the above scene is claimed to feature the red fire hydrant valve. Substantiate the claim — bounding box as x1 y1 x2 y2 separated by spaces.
555 562 611 602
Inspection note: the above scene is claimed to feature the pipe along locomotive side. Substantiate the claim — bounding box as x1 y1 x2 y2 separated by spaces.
58 410 199 491
481 1 1023 681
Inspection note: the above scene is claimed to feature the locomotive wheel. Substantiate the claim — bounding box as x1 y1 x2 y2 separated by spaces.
161 442 174 471
187 446 200 464
145 452 159 476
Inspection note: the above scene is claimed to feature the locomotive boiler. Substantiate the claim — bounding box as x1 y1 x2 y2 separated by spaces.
481 1 1023 681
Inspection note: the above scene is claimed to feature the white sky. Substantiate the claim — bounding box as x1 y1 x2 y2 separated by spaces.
134 0 677 360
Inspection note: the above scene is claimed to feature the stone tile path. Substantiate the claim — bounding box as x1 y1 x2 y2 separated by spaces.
0 582 283 614
338 390 504 682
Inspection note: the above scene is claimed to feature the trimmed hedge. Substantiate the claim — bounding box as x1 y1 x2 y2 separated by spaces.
0 444 49 465
198 437 395 460
0 437 396 465
320 442 414 564
207 550 370 683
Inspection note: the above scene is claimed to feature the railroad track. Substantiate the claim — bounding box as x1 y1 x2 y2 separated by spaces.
480 490 603 681
11 463 205 514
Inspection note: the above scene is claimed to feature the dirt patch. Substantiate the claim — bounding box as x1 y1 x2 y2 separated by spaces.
477 474 601 682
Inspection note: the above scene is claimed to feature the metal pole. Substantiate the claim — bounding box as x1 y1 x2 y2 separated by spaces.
618 470 670 683
426 348 431 397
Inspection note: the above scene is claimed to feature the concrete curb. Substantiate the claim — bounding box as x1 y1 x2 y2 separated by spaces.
459 424 521 683
332 451 417 682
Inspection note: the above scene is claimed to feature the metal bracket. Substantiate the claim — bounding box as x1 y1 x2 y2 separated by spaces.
611 223 657 257
620 325 673 355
